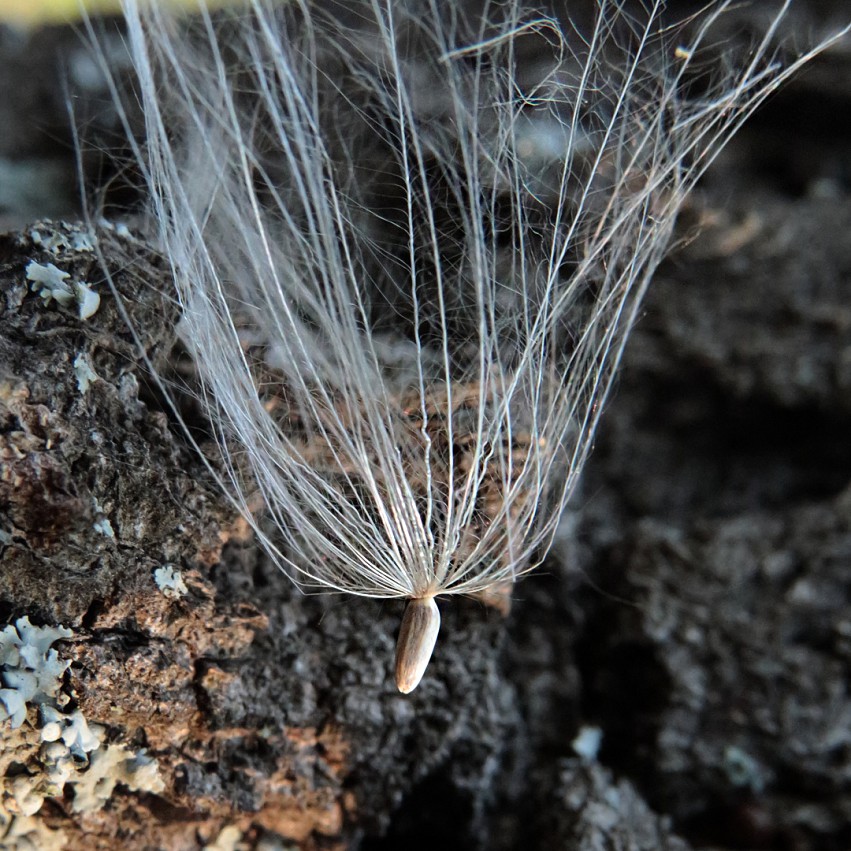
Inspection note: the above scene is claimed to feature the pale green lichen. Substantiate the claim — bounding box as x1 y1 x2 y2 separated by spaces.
25 260 100 320
25 261 74 307
68 742 165 813
75 283 101 320
92 517 115 538
40 705 101 759
91 500 115 539
0 618 72 728
154 564 188 599
73 353 99 394
1 616 165 839
30 226 96 254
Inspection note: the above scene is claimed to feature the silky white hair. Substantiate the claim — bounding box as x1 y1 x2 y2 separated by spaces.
88 0 846 688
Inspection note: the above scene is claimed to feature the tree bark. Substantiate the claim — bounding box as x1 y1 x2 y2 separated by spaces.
1 4 850 849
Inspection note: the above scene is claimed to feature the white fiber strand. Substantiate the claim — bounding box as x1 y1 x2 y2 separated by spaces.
93 0 848 690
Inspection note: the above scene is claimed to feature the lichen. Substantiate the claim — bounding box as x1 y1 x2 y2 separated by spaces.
97 218 132 239
75 282 101 320
204 823 245 851
40 705 101 759
0 617 72 729
25 261 74 307
69 742 165 813
73 353 99 394
92 517 115 538
30 225 96 254
25 260 100 320
571 726 603 763
154 564 188 599
91 500 115 539
0 812 67 851
1 616 165 830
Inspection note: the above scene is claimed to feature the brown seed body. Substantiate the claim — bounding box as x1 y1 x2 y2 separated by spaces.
395 597 441 694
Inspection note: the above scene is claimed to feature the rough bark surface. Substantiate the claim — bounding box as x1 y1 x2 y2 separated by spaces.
1 4 850 850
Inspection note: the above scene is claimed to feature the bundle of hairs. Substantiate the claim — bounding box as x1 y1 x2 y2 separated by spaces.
89 0 846 692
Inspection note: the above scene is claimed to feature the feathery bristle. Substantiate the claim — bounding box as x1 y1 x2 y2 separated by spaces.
88 0 848 690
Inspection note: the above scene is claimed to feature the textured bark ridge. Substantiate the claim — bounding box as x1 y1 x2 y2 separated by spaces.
2 7 851 851
0 222 521 848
